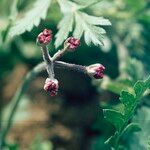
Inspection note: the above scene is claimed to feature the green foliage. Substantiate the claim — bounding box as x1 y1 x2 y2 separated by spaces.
103 76 150 149
104 109 125 131
9 0 52 37
73 12 111 46
0 0 150 149
55 0 111 47
122 123 141 135
1 0 111 48
55 13 74 48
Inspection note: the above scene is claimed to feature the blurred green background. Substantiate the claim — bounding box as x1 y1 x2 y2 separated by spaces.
0 0 150 149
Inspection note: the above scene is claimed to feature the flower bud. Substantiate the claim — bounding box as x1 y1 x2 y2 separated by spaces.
37 29 52 46
65 37 80 51
86 63 105 79
44 78 59 96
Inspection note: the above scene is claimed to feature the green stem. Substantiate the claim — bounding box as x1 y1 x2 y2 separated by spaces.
0 62 45 147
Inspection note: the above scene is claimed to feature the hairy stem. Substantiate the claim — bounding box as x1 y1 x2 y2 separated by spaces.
56 61 86 73
41 45 54 79
52 45 69 62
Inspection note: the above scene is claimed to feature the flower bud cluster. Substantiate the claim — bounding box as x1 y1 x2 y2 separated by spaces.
37 29 52 45
65 37 80 51
37 29 105 96
44 78 59 96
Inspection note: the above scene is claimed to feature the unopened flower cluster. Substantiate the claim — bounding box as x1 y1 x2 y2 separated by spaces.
37 29 105 96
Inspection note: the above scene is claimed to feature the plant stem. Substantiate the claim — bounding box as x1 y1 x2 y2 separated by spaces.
56 61 86 73
52 45 69 62
0 62 45 147
0 61 87 147
41 45 54 79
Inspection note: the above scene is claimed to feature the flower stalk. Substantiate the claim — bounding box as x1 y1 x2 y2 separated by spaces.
41 45 54 79
0 29 105 148
52 45 69 61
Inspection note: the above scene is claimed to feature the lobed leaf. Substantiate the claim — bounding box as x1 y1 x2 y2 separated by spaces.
119 90 135 114
76 11 108 46
134 81 145 98
73 13 84 38
57 0 82 13
55 0 111 48
122 123 141 136
103 109 125 131
103 76 150 148
9 0 52 37
54 13 74 48
81 13 111 26
134 76 150 98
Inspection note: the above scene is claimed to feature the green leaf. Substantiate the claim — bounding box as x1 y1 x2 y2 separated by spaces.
72 0 98 6
75 11 110 46
55 13 74 48
103 109 125 131
120 91 135 107
119 90 135 114
84 24 105 46
81 13 111 26
73 13 84 38
56 0 111 47
57 0 82 13
134 81 145 98
134 76 150 98
9 0 52 37
122 123 141 136
103 76 150 149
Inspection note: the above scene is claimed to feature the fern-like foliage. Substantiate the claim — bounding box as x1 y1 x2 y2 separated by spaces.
9 0 52 37
55 0 111 48
5 0 110 48
55 13 74 48
103 76 150 149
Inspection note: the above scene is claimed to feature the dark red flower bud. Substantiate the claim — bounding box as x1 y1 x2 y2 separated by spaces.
65 37 80 51
43 29 52 36
86 63 105 79
37 29 52 45
44 78 59 96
